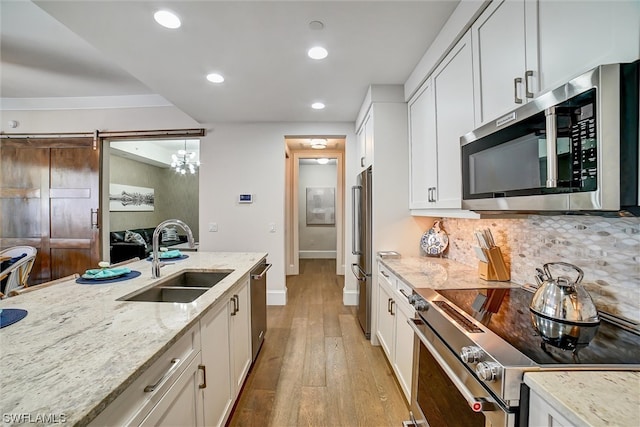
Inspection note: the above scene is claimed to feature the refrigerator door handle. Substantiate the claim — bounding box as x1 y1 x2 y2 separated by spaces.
351 185 362 255
351 263 368 281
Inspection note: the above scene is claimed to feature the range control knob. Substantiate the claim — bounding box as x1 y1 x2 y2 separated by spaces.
413 299 429 312
475 362 501 382
460 346 483 363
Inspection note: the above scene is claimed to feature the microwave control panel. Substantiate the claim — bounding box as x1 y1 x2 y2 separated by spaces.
570 102 597 191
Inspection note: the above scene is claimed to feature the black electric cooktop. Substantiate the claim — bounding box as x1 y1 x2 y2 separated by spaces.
435 287 640 366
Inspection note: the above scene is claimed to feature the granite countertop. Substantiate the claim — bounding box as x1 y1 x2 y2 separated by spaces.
378 256 518 290
0 252 266 426
524 371 640 427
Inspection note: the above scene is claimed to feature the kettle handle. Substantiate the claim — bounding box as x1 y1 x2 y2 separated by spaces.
543 262 584 284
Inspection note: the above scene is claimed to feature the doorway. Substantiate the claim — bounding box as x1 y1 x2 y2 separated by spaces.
101 138 200 261
284 137 345 276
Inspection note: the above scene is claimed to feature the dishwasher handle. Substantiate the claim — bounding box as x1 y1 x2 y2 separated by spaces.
251 263 272 280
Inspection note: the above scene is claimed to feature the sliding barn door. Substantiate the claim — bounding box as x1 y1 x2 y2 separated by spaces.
0 138 100 284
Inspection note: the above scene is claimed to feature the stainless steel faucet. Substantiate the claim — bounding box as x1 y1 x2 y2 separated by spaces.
151 219 196 278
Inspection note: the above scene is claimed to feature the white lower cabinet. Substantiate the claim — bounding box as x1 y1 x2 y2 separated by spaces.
140 355 204 427
200 275 251 427
89 325 202 427
375 263 414 403
91 275 253 427
528 389 575 427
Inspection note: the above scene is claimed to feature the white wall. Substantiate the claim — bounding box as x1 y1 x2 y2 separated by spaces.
298 162 337 258
198 122 356 305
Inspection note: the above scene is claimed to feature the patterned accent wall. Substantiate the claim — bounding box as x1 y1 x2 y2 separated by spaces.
437 216 640 323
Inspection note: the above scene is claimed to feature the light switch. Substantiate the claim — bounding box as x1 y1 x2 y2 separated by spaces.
269 223 276 233
209 222 218 232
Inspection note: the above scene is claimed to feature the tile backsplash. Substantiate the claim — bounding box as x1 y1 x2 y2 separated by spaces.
438 216 640 323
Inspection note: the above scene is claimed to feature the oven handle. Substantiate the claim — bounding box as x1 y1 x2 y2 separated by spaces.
408 318 498 413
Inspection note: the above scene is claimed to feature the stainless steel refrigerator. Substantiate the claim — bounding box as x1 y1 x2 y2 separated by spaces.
351 166 372 339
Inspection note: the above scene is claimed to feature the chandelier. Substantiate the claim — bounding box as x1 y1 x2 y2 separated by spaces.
171 141 200 175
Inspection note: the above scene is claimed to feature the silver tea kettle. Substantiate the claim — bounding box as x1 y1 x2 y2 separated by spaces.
529 262 599 325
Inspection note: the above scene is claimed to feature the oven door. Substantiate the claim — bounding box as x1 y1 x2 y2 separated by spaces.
408 317 516 427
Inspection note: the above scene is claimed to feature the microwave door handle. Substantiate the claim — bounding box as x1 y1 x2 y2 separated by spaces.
545 106 558 188
352 185 362 255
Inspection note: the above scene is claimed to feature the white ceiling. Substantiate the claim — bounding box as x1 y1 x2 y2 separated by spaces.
1 0 460 123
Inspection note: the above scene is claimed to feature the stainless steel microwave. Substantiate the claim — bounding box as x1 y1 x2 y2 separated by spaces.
461 61 639 214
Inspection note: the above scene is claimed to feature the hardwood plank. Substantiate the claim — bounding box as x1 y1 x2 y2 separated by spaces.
302 303 326 387
298 386 339 427
228 389 275 427
249 327 289 391
325 336 358 427
339 313 390 426
268 318 307 426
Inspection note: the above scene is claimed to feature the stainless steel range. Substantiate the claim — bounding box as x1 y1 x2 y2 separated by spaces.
406 286 640 427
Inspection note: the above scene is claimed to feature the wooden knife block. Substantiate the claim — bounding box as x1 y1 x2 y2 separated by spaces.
478 246 510 281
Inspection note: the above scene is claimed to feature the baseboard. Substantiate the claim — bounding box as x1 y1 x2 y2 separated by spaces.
298 250 336 259
267 289 287 306
343 289 358 306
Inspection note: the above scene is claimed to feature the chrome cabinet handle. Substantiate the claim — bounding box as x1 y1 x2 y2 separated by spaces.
514 77 523 104
198 364 207 389
251 263 272 279
525 70 534 98
351 263 367 282
231 295 239 315
144 358 181 392
545 106 558 188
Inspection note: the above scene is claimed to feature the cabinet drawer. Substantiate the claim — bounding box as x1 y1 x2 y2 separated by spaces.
378 264 396 289
394 279 415 316
90 325 201 426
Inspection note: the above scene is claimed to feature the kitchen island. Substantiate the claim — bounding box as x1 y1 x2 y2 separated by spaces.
0 252 266 426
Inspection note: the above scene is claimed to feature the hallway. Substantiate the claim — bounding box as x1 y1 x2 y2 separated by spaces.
228 259 410 426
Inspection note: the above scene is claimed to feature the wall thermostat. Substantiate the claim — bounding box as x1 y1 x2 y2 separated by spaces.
239 194 253 204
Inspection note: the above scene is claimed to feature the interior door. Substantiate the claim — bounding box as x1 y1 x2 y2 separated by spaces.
0 137 100 283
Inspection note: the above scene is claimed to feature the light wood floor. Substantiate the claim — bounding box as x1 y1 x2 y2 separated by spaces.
228 259 410 427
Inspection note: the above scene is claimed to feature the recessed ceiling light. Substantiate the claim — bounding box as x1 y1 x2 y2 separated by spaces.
317 158 329 164
309 20 325 30
311 102 325 110
206 73 225 83
154 10 181 29
310 138 327 149
308 46 328 60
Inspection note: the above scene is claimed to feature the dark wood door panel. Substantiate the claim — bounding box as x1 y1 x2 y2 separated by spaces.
0 139 100 285
0 199 42 237
51 248 92 279
0 146 48 188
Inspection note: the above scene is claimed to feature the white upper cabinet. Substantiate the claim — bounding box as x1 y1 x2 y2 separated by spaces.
408 78 436 209
536 0 640 92
432 30 475 209
408 30 475 212
472 0 538 126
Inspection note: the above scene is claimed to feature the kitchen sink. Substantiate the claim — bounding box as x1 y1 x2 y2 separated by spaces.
119 270 234 303
156 270 233 288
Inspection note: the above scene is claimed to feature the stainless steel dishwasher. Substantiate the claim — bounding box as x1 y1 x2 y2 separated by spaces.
250 260 271 362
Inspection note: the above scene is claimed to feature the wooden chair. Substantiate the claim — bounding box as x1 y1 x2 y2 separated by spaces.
7 273 80 297
0 246 37 297
109 257 140 267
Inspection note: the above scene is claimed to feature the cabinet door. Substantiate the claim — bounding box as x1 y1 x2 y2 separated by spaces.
376 279 395 360
364 113 374 168
432 30 475 209
139 355 204 427
537 0 640 92
472 0 530 125
357 124 366 171
408 78 437 209
393 301 414 403
231 278 252 393
200 299 233 427
528 389 576 427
